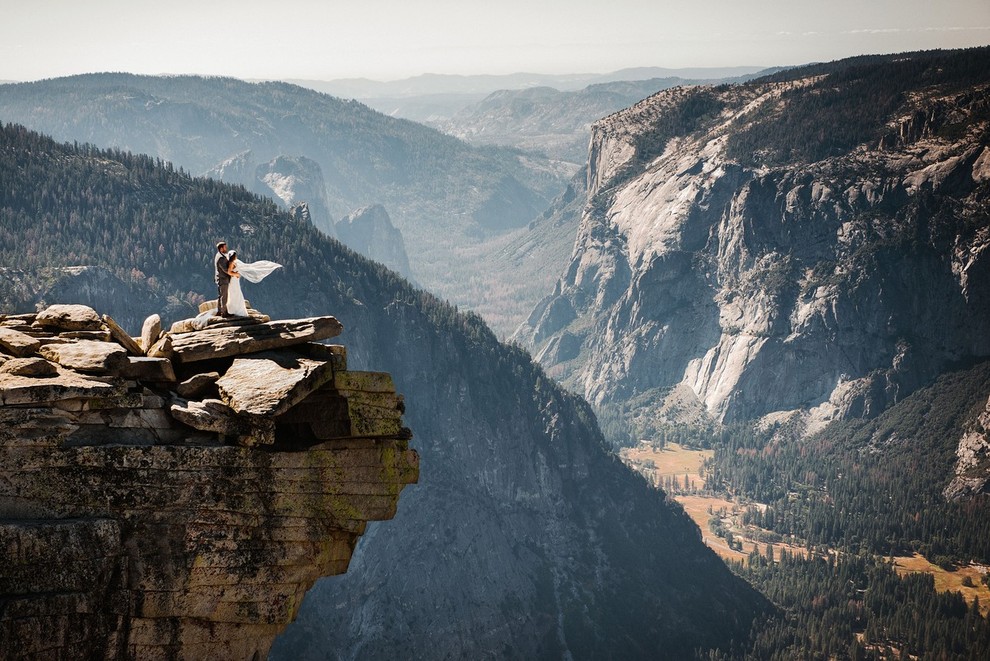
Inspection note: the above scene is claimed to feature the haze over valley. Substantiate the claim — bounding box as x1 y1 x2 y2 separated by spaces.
2 1 990 658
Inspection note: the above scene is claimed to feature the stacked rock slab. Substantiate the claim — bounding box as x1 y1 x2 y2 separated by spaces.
0 304 418 660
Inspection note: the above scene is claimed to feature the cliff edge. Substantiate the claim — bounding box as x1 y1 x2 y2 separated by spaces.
0 303 418 660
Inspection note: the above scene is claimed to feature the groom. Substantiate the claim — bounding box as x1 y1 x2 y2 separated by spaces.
215 241 230 317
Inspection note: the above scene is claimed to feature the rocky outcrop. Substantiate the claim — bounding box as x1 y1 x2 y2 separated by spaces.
255 155 337 238
335 205 414 280
945 395 990 499
0 304 417 659
516 52 990 431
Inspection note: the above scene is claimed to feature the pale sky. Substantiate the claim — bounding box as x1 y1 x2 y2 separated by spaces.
2 0 989 82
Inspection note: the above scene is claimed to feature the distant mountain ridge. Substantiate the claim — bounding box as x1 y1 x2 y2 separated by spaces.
286 66 770 99
514 47 990 439
433 72 782 164
291 67 778 124
0 73 565 324
0 120 770 659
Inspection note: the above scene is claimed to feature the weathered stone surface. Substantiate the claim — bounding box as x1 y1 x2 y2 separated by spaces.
217 351 334 417
0 367 122 406
0 357 58 377
0 407 78 444
298 342 347 370
40 340 128 375
0 518 126 661
0 436 417 660
139 314 162 353
0 301 417 660
120 356 177 383
147 334 174 360
103 314 144 356
279 384 407 441
170 316 343 363
177 371 220 399
333 370 395 393
169 398 275 446
946 394 990 499
0 326 41 357
34 304 103 331
59 329 112 341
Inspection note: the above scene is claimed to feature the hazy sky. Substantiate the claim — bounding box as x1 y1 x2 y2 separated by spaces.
2 0 989 82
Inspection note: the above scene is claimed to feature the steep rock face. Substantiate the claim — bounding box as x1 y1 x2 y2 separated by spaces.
255 155 338 238
946 394 990 499
516 50 990 429
0 305 417 660
335 205 413 280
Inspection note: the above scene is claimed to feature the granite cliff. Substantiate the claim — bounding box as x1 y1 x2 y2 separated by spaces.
0 303 417 659
515 48 990 436
335 205 413 281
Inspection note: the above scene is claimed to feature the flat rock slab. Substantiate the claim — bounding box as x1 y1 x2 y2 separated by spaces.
34 304 103 332
0 357 58 377
40 341 128 375
0 327 41 357
217 352 334 417
0 367 122 406
103 314 144 357
170 317 343 364
176 372 220 399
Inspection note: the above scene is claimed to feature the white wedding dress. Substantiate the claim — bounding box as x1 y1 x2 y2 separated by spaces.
193 257 282 328
227 259 282 316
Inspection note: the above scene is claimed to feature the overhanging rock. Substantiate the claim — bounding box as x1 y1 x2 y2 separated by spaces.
0 304 417 660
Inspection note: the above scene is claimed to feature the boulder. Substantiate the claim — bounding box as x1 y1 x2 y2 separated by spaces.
34 304 103 332
147 334 174 360
216 352 334 417
0 357 58 378
169 317 343 363
120 357 177 383
0 327 41 357
39 341 128 375
103 315 144 357
140 315 162 354
169 398 274 446
176 372 220 399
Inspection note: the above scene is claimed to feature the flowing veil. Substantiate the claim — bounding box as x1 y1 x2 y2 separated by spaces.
235 259 282 283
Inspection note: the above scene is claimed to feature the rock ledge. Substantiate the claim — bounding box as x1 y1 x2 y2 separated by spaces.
0 304 418 660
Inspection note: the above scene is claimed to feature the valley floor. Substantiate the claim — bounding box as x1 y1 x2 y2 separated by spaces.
620 443 990 615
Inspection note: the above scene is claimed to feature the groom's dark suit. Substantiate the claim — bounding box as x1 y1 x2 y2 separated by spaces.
215 250 231 316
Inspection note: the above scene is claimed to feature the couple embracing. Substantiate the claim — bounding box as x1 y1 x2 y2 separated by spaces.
213 241 282 318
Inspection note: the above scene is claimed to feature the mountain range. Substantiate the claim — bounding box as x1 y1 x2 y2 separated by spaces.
432 71 786 165
514 47 990 442
0 73 568 332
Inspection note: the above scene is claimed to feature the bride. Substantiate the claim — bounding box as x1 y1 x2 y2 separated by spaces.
224 250 282 317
